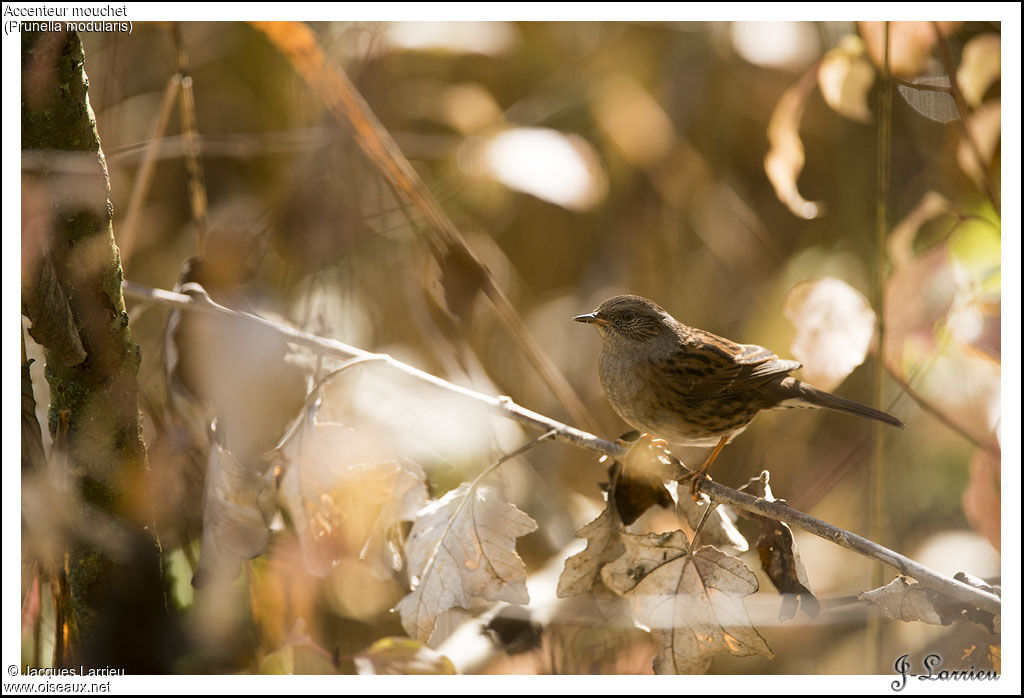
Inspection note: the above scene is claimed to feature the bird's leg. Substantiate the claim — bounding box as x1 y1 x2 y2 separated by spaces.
689 435 729 500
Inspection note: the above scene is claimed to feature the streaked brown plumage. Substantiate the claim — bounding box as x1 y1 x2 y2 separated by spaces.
574 295 903 490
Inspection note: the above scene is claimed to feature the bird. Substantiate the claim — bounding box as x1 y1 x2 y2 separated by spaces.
573 294 903 495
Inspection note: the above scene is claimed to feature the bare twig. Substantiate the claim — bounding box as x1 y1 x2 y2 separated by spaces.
870 21 894 667
884 360 1000 455
118 74 181 266
249 21 598 434
894 77 953 93
121 279 1002 617
169 23 208 254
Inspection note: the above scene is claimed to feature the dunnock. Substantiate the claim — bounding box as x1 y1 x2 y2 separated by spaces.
574 295 903 492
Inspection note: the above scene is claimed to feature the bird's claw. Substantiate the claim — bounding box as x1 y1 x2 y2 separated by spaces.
689 471 712 502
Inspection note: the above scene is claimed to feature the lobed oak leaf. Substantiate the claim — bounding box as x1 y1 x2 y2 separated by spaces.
860 575 999 633
556 497 625 600
601 530 772 674
396 483 537 642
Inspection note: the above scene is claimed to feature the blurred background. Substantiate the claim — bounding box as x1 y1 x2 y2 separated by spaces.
21 20 1001 674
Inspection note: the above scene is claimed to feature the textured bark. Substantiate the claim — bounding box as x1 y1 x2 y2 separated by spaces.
21 30 180 671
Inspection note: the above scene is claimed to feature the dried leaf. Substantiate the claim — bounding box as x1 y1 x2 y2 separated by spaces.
194 428 274 585
737 471 819 620
676 497 749 557
613 436 747 553
765 68 825 220
956 99 1000 191
860 576 948 625
21 253 86 366
860 575 999 632
483 605 544 655
613 436 680 525
962 449 1000 550
818 35 875 123
557 498 625 599
354 637 456 675
784 277 876 392
601 530 772 674
276 406 429 577
858 21 960 77
397 483 537 642
21 359 47 474
957 34 1000 108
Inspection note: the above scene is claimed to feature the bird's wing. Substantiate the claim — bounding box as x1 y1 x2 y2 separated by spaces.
663 334 801 398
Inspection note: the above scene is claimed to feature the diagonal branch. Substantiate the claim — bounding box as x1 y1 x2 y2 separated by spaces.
249 21 598 433
121 280 1002 617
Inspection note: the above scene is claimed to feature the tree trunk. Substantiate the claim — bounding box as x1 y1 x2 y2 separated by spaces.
21 30 181 672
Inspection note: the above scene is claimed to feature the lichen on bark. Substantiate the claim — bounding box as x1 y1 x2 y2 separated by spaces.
21 30 179 671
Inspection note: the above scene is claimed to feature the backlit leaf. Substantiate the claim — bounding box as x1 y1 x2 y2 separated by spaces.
601 530 772 674
397 483 537 642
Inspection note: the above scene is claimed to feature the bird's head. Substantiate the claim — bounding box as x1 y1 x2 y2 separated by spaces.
573 295 674 343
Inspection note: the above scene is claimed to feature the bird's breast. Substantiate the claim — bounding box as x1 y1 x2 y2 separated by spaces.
597 344 760 446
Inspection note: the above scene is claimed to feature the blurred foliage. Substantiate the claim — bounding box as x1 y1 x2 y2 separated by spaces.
21 20 1001 675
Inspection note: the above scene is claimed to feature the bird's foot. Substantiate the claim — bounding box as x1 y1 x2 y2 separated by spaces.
689 470 712 502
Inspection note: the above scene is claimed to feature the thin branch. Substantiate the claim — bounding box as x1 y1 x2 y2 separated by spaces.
893 77 953 93
121 279 1002 617
118 74 181 267
169 23 208 254
249 21 599 434
870 21 894 668
884 360 1000 456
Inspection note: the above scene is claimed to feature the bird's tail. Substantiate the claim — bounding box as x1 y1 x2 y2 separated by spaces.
779 378 904 428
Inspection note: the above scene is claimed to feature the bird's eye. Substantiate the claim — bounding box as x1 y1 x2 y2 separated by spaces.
621 310 636 323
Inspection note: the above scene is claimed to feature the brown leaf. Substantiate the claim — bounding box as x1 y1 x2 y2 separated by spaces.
354 637 456 675
956 34 1001 108
611 435 747 553
483 605 543 656
765 68 825 220
859 575 998 633
783 277 876 392
601 530 772 674
736 471 819 620
21 359 47 474
818 35 875 123
556 496 625 599
956 99 1001 191
613 436 679 526
396 483 537 642
860 576 946 624
21 253 86 367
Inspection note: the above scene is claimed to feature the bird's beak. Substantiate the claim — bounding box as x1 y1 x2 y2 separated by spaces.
573 311 608 326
